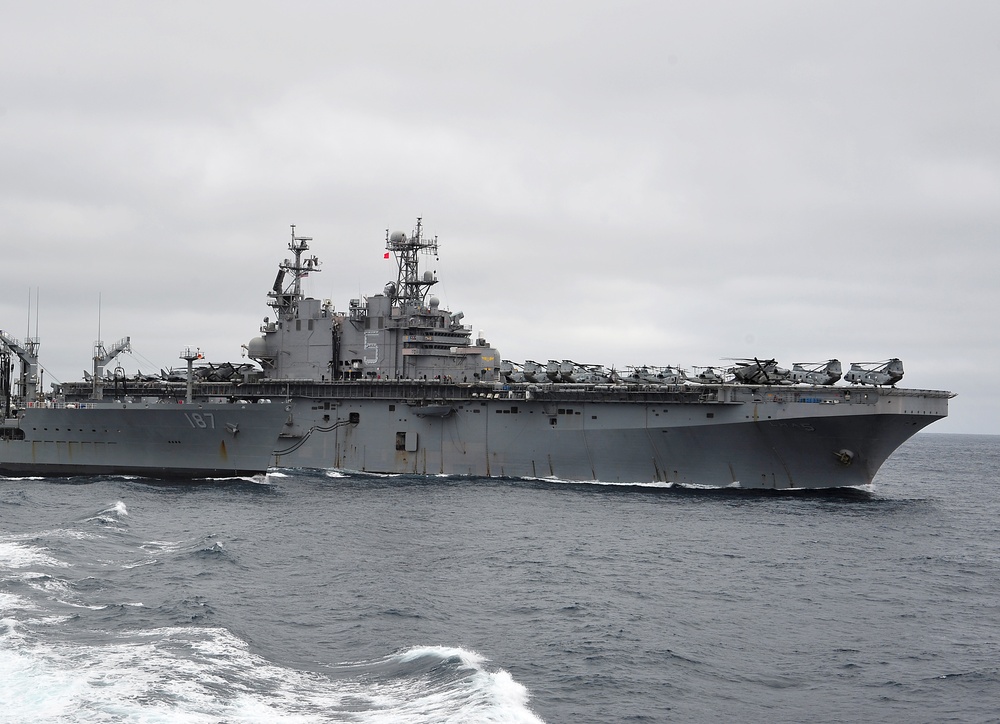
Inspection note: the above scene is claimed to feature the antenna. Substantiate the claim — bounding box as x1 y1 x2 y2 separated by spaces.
386 216 439 311
266 225 320 317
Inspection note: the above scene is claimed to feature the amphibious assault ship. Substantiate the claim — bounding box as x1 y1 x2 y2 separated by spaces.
1 335 287 478
54 221 952 489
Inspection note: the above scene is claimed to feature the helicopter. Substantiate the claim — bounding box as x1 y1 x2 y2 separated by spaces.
521 360 547 383
844 359 904 386
539 360 616 384
729 358 791 385
621 365 688 385
500 360 527 383
567 362 618 384
789 360 842 386
689 366 728 384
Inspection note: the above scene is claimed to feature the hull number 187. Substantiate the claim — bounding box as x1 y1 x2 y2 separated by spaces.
184 412 216 429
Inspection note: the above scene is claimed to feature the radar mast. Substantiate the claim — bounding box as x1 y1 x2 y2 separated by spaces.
268 225 320 318
385 217 438 312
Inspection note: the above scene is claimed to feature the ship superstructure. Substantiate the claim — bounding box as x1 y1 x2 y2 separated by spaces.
247 223 498 383
52 220 953 489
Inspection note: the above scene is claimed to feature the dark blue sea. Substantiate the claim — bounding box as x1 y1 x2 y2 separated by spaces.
2 433 998 723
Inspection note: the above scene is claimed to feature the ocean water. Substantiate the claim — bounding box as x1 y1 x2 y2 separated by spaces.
2 432 998 723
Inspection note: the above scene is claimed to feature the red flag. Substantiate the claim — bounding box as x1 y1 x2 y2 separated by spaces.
383 252 390 259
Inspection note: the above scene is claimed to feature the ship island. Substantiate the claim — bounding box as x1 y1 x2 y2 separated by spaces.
13 219 953 489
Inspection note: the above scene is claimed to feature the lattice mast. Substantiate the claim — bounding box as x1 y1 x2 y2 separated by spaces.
385 217 439 312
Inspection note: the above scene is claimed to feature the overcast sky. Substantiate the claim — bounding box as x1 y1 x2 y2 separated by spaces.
3 1 997 434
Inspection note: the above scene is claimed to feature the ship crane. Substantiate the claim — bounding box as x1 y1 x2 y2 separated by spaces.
0 329 41 405
91 336 131 400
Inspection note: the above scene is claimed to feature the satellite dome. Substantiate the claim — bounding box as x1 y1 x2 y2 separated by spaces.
389 231 407 243
247 336 272 359
429 296 440 308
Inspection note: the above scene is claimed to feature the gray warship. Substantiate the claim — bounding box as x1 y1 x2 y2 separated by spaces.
54 221 952 489
1 336 287 478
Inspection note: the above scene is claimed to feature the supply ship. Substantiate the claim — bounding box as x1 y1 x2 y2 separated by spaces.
51 220 952 489
1 336 287 478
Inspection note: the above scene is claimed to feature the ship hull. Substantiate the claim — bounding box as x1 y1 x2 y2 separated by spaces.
1 402 287 478
265 383 950 489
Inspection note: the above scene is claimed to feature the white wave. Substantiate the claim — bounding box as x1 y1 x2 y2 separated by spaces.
327 468 402 478
0 628 544 724
23 573 73 597
396 644 486 668
356 645 544 724
201 473 273 484
82 500 130 528
120 558 157 570
5 529 98 543
141 539 189 553
522 474 678 489
0 541 69 570
0 591 32 616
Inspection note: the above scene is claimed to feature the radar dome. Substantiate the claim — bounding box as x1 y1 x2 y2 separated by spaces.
429 296 440 308
247 337 272 359
389 231 407 243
